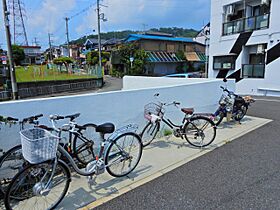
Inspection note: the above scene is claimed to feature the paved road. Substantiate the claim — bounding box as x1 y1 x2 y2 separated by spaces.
97 97 280 210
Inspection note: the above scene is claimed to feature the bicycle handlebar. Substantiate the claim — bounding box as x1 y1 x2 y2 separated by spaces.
22 114 43 124
6 117 19 122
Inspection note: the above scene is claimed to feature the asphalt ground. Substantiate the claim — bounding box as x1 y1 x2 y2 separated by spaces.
96 97 280 210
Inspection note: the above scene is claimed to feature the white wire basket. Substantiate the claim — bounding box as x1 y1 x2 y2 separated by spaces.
144 102 164 121
20 128 59 164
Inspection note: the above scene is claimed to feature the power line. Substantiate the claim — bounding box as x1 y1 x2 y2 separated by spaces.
69 2 96 20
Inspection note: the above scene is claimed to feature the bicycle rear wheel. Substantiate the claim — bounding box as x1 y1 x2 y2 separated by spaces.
0 145 24 198
184 116 216 147
5 159 70 210
105 133 142 177
140 122 160 147
73 124 97 165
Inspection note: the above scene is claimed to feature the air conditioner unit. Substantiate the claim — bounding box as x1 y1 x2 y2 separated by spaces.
257 44 265 54
261 0 270 5
225 4 235 16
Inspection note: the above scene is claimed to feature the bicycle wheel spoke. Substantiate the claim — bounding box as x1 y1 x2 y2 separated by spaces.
105 134 142 177
184 117 216 148
6 161 70 210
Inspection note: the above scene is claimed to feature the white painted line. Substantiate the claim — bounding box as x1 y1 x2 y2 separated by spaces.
255 98 280 103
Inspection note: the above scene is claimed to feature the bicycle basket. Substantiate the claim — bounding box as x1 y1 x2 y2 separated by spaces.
20 128 59 164
144 102 164 121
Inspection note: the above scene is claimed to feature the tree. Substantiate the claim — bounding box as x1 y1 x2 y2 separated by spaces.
53 57 74 73
12 45 25 65
118 43 148 75
86 51 110 66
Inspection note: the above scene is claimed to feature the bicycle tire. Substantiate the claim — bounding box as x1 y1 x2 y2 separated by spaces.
105 132 143 177
4 159 71 210
183 116 216 147
234 105 248 121
215 111 224 126
140 121 160 147
73 123 97 166
0 144 24 198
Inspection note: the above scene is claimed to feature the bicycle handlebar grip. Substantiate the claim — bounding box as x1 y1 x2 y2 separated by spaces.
49 115 64 120
174 101 181 105
56 116 65 120
34 114 43 119
6 117 19 121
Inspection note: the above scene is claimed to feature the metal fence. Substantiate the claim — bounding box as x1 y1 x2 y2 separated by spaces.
0 91 10 100
18 79 103 98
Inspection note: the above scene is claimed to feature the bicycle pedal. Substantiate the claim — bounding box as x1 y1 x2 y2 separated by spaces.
87 176 97 186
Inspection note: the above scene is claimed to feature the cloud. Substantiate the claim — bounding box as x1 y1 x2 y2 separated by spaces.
0 0 211 49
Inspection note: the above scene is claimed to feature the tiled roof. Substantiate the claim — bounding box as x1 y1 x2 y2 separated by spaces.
147 51 183 63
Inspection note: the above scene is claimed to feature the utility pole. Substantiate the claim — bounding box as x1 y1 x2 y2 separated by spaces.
65 17 70 57
33 37 38 46
2 0 18 99
97 0 102 69
48 33 53 62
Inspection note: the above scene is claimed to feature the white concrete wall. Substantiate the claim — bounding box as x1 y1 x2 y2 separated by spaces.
0 79 235 152
123 76 218 90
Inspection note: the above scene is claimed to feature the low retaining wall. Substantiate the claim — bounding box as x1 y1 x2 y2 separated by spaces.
17 78 104 98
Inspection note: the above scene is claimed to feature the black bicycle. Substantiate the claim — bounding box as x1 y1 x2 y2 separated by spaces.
140 94 217 147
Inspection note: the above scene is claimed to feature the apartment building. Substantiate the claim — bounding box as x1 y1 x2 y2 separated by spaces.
208 0 280 96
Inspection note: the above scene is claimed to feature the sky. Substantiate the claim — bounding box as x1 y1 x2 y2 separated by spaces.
0 0 211 50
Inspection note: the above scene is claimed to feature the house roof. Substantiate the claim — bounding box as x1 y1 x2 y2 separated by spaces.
146 51 184 63
125 34 195 43
85 38 106 46
103 38 123 45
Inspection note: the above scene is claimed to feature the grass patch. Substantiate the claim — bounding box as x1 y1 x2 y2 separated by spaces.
15 65 100 83
163 129 173 136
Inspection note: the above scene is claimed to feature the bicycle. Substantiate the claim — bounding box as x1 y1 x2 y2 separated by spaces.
0 114 43 199
4 116 143 209
140 93 217 147
0 113 96 199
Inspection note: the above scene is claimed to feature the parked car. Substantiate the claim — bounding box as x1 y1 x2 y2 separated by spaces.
163 72 201 78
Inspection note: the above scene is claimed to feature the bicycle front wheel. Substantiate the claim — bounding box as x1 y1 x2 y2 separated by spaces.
140 122 160 147
5 159 71 210
184 116 216 147
105 133 143 177
0 144 24 198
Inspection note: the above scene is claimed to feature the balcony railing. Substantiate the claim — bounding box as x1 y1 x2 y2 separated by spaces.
242 64 265 78
223 14 270 36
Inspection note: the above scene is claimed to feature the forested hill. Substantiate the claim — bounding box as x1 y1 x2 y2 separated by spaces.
70 27 198 45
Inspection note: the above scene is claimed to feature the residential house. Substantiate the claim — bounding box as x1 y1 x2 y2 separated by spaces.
208 0 280 96
194 23 210 76
113 32 206 76
21 45 43 65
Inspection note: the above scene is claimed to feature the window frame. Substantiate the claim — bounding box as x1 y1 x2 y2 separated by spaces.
213 55 236 70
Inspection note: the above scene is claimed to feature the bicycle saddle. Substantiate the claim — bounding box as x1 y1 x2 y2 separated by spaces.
181 108 194 115
96 123 115 134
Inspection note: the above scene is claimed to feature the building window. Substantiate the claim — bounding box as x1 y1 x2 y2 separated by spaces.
213 56 236 70
242 64 265 78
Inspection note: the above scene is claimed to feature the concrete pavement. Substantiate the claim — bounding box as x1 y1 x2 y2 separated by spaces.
50 115 271 210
